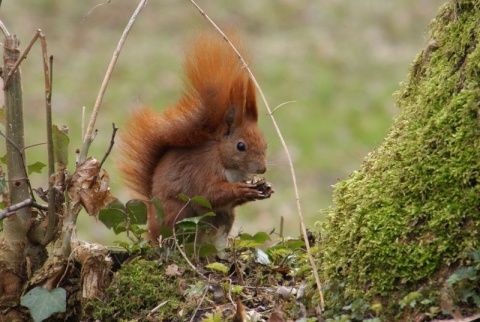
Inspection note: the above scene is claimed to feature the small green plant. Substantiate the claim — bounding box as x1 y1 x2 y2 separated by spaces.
201 311 223 322
446 250 480 308
98 198 150 253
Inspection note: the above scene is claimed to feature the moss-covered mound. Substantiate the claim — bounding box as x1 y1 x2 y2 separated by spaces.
85 258 185 321
317 0 480 319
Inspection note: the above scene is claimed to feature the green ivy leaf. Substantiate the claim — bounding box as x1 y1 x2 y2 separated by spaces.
283 239 306 250
447 267 478 285
177 212 216 226
52 125 70 166
252 231 271 244
206 262 229 274
113 222 127 235
254 248 271 265
399 291 421 309
177 194 212 209
198 243 218 258
0 154 6 164
98 199 126 234
151 197 164 225
126 200 147 225
470 250 480 264
21 286 66 322
190 196 212 209
239 233 254 240
27 162 46 175
236 232 270 248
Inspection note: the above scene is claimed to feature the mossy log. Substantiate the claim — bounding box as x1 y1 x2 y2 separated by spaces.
318 0 480 319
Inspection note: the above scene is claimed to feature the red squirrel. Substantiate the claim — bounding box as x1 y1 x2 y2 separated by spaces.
117 31 273 246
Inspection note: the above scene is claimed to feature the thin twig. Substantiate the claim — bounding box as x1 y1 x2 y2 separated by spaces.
188 0 325 310
3 30 42 90
271 100 297 114
82 0 112 24
148 301 170 316
188 277 210 322
172 232 207 280
87 123 118 190
99 123 119 170
79 0 149 164
82 106 85 141
0 198 48 220
24 142 47 150
170 200 208 279
0 19 10 38
44 48 57 245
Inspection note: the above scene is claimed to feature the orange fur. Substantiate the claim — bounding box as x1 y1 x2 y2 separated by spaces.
117 31 271 242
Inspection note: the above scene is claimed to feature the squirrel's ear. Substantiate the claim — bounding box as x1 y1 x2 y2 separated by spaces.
244 78 258 122
223 106 236 136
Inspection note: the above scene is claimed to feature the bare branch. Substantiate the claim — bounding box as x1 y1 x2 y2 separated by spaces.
0 198 48 220
0 19 9 38
44 44 57 245
82 0 112 23
79 0 149 164
99 123 119 170
271 100 297 115
188 0 325 310
3 30 43 90
88 123 118 190
188 276 210 322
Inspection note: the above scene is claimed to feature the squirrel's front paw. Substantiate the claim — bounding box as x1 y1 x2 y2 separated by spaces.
255 180 274 199
240 177 274 200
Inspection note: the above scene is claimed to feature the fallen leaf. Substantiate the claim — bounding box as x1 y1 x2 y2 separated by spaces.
165 264 183 277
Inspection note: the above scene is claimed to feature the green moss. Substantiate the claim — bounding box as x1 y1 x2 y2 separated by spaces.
317 0 480 319
85 258 185 321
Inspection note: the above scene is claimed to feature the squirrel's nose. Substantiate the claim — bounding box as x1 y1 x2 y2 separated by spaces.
256 165 267 174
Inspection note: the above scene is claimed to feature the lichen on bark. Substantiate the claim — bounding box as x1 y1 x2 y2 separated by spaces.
317 0 480 319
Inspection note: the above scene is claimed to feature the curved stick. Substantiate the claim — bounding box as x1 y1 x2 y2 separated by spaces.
79 0 149 163
188 0 325 310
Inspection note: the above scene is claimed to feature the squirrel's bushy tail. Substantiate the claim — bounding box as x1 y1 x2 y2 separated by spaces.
117 31 251 199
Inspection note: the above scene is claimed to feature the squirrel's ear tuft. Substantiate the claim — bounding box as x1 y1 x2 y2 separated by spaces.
244 78 258 122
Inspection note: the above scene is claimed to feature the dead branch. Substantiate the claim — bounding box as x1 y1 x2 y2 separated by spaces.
79 0 149 164
82 0 112 23
188 0 325 310
99 123 119 170
0 198 48 220
44 52 56 245
87 123 118 190
3 30 45 90
0 19 9 38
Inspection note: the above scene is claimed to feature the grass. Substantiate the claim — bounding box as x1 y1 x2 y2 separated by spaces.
0 0 445 243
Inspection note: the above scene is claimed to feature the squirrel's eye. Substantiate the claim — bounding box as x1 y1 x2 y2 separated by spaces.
237 142 246 152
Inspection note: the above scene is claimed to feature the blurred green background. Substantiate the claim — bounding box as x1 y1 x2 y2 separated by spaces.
0 0 445 244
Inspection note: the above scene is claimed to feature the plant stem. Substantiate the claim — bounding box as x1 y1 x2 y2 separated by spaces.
79 0 149 164
3 34 32 240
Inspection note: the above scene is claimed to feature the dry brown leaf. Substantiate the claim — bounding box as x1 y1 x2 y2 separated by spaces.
233 298 246 322
68 157 117 218
267 302 286 322
165 264 183 277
